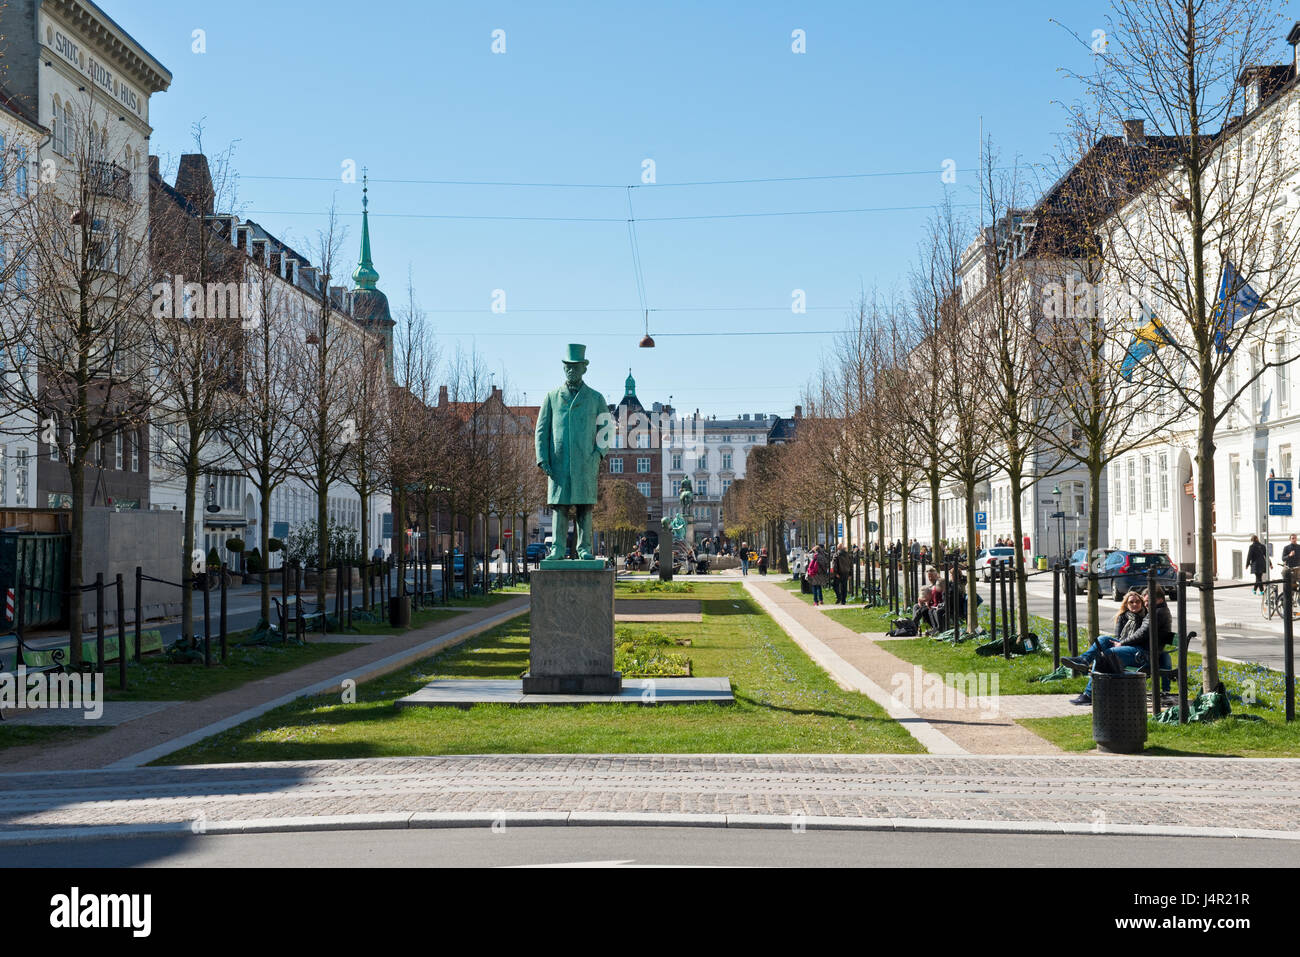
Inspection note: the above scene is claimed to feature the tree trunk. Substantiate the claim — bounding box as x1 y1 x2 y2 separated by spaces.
259 473 272 626
182 463 198 644
929 468 942 565
965 477 979 633
1087 458 1102 641
68 457 85 665
1197 393 1218 692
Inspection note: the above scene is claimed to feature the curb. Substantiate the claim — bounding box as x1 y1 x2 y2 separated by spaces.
0 812 1295 845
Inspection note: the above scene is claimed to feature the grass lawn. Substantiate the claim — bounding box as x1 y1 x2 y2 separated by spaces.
106 605 469 702
0 724 108 753
155 581 922 764
1019 656 1300 756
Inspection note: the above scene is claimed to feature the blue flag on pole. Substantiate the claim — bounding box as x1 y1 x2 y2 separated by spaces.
1119 301 1173 381
1212 260 1264 354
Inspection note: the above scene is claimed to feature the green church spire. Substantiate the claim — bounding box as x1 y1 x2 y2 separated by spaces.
352 169 380 290
625 368 636 397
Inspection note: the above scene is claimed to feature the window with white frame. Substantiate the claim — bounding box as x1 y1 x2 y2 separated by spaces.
722 479 731 495
609 457 623 474
15 146 26 197
697 479 708 495
671 480 681 497
1127 458 1136 514
15 449 27 506
1158 453 1169 510
636 482 651 498
1142 456 1152 510
721 452 732 470
0 445 7 504
671 453 682 470
115 431 123 470
1230 454 1242 521
131 430 139 472
1280 338 1291 410
636 457 650 473
1283 444 1294 484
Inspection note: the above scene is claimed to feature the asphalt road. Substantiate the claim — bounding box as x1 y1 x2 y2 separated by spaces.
971 572 1293 670
3 827 1294 868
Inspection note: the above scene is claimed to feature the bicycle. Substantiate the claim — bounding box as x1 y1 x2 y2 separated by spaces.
1261 583 1284 620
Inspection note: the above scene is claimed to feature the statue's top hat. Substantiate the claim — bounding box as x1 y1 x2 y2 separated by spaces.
563 343 588 364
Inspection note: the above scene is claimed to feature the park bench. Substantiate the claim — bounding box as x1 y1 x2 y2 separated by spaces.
273 595 324 641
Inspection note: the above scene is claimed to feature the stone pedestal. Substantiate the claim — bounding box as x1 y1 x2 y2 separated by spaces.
523 567 622 694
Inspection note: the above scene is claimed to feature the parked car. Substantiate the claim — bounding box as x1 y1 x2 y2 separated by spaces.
1101 550 1179 601
974 546 1017 582
525 542 547 563
1069 547 1118 587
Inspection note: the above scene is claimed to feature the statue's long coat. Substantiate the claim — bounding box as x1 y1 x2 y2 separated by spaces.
535 383 607 505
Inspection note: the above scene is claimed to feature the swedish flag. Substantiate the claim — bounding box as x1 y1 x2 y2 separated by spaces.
1119 301 1173 381
1212 260 1264 354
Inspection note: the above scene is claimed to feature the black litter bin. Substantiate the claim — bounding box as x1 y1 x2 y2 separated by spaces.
1092 671 1148 754
800 575 810 595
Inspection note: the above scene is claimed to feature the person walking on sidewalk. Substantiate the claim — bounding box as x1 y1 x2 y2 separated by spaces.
740 541 750 576
1248 534 1270 595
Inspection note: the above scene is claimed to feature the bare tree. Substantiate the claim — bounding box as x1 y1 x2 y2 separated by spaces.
0 94 159 661
1069 0 1300 688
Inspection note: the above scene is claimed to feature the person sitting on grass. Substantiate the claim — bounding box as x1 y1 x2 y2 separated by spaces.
909 567 942 635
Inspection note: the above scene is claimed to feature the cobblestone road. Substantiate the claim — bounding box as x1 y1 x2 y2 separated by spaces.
0 754 1295 838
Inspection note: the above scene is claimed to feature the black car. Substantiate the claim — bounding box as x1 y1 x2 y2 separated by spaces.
1101 550 1179 601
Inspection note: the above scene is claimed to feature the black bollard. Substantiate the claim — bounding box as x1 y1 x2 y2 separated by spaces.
14 578 24 668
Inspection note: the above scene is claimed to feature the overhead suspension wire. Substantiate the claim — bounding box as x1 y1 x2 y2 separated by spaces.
244 202 979 223
239 164 1038 190
624 186 651 343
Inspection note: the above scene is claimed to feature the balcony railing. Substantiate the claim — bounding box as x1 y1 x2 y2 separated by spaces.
88 161 131 202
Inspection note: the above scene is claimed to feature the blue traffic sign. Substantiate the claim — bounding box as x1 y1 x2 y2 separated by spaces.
974 511 988 530
1270 479 1293 517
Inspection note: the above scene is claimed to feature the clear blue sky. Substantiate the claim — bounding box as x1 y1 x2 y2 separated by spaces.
120 0 1178 415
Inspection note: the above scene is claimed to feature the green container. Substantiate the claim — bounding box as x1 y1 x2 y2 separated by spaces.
0 532 70 628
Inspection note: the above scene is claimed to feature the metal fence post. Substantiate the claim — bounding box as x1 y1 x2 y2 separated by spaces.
202 571 212 667
219 562 229 664
95 573 105 676
1052 563 1062 670
1285 567 1295 723
14 577 24 668
1177 571 1190 724
1147 566 1159 716
989 561 998 647
115 573 126 690
134 566 142 663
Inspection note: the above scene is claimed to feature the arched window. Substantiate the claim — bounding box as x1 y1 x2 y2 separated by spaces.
51 96 62 154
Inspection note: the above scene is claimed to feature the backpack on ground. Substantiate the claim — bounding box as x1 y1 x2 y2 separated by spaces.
887 617 918 637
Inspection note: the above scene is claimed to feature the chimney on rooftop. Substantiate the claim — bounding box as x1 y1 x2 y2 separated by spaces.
175 153 215 215
438 385 449 407
491 386 502 401
148 155 160 180
1122 119 1145 147
794 405 802 419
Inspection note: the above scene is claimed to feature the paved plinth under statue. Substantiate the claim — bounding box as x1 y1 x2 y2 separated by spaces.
523 567 621 694
395 676 734 708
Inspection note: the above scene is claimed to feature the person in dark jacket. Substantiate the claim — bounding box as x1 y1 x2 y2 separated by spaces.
1064 586 1174 704
1247 534 1270 594
831 543 853 604
1284 533 1300 570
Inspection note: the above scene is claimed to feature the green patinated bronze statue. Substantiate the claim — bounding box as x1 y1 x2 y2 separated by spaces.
535 343 609 561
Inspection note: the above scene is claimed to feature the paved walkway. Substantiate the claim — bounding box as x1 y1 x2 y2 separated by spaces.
744 579 1075 755
0 754 1295 841
0 597 529 774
